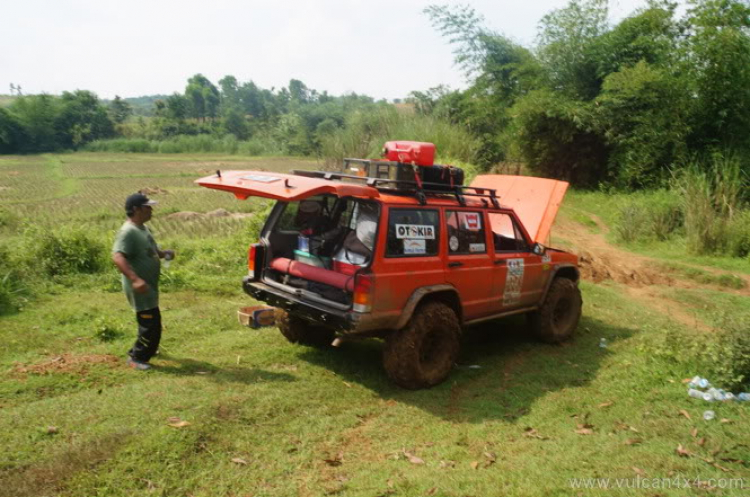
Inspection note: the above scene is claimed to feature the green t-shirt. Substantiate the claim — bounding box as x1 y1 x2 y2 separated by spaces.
112 221 160 311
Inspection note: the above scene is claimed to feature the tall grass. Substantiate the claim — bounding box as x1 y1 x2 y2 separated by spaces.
673 155 749 256
319 107 481 168
84 135 285 156
614 189 683 243
0 245 26 314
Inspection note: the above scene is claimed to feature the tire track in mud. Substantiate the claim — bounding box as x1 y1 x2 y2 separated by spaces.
554 215 748 331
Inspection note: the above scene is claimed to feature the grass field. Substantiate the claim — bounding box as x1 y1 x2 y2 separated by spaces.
1 153 749 496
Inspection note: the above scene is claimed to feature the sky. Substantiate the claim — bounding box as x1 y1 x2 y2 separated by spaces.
1 0 654 101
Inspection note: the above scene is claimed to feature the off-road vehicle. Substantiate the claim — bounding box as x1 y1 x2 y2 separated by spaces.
197 142 581 389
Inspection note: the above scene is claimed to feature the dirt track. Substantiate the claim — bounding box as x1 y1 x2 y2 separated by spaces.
553 214 749 331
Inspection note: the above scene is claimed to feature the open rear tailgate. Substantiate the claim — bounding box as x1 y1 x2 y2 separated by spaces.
470 175 569 244
196 170 380 201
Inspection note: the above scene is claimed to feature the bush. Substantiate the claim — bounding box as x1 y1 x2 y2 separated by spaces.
614 189 682 243
0 245 27 314
85 138 157 153
246 200 274 242
319 107 480 169
649 316 750 390
726 210 750 258
27 226 107 277
85 135 287 156
673 155 747 255
0 208 19 229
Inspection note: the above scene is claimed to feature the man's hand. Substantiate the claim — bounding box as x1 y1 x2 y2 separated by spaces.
162 249 175 260
132 278 149 294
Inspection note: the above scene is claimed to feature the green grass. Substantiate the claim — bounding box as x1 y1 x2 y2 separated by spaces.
1 153 749 496
2 282 749 496
661 286 750 326
566 189 750 275
654 261 747 289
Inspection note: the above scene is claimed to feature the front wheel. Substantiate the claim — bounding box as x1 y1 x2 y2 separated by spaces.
382 302 460 389
275 309 335 347
528 278 582 343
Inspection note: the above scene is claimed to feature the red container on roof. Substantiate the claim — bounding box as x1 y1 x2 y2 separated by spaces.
382 141 435 166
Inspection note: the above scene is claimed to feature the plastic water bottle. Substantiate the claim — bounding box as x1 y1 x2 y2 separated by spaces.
737 393 750 402
298 235 310 252
599 338 607 349
723 392 736 402
688 389 709 400
703 410 715 421
688 376 711 389
163 252 173 269
707 388 726 401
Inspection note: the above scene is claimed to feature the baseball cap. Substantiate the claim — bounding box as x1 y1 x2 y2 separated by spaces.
125 192 157 212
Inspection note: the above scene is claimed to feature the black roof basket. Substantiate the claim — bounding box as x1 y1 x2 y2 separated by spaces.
290 169 500 208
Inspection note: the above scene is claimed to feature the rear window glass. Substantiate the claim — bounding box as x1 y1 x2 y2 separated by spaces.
446 210 487 254
386 208 439 257
275 195 334 234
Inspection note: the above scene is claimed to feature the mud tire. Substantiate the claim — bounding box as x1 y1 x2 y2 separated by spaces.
275 308 335 347
382 302 460 389
529 278 582 344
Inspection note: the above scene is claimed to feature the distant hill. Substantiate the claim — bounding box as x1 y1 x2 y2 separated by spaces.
101 95 170 117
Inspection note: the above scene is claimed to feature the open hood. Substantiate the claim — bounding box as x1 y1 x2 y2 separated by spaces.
470 175 569 244
196 170 380 202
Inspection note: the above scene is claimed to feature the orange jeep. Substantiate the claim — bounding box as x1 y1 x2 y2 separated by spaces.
197 157 581 389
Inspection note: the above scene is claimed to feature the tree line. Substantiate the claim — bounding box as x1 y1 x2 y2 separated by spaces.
0 76 384 156
2 0 749 190
418 0 750 187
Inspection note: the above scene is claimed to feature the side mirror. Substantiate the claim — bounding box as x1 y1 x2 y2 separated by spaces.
532 243 546 256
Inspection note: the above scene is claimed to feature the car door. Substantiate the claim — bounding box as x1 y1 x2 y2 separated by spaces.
443 209 495 319
488 211 547 310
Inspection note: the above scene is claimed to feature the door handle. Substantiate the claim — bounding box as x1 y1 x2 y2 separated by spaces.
494 259 506 265
448 261 463 268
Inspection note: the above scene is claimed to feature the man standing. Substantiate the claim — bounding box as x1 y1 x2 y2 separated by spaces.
112 193 174 370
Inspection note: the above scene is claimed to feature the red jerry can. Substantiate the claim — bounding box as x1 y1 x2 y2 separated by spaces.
382 141 436 166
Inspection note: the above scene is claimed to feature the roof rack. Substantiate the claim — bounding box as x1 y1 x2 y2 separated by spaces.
291 169 500 208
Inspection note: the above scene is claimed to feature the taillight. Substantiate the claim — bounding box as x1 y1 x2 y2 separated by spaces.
352 273 373 313
247 243 260 279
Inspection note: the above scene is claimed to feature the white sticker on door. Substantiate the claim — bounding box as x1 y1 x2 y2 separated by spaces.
395 224 436 239
459 212 482 231
449 235 460 252
503 258 525 306
403 239 427 254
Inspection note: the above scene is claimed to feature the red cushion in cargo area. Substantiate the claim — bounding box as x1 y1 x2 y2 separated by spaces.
270 258 355 291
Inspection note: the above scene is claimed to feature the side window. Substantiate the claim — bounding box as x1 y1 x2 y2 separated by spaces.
446 211 487 254
386 208 439 257
488 212 530 252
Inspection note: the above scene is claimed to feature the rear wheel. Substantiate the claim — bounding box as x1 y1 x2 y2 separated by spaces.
275 309 335 347
529 278 582 343
383 302 460 389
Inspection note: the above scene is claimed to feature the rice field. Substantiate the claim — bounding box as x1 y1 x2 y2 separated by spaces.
0 153 318 238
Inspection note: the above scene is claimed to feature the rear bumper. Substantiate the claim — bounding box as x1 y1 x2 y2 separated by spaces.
243 278 364 333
